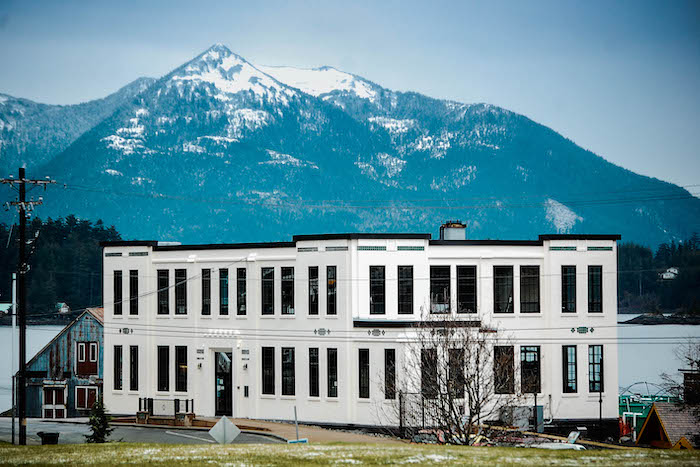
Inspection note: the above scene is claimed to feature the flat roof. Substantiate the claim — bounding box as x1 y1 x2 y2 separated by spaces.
101 233 620 250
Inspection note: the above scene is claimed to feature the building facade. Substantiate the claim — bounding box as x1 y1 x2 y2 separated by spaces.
101 228 619 434
24 308 103 418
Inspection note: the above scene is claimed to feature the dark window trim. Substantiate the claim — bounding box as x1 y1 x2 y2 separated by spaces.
175 346 187 392
520 265 540 314
114 345 123 390
494 266 514 314
262 267 275 315
309 266 319 316
282 347 295 395
398 266 414 315
262 346 275 395
157 346 169 392
201 269 211 316
129 345 138 391
589 345 604 393
175 269 187 315
588 265 603 313
237 268 247 315
309 348 319 397
494 345 515 394
328 348 338 398
129 270 138 315
520 346 541 394
359 348 370 399
369 266 385 315
457 265 477 314
562 265 577 313
113 271 122 315
157 270 169 315
327 266 337 315
385 349 396 400
562 345 577 393
430 265 451 314
281 267 295 315
219 268 229 316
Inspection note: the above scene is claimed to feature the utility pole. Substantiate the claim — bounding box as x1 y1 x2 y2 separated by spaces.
1 168 55 445
11 273 16 445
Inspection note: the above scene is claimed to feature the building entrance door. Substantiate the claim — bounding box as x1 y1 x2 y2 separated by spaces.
215 352 233 416
42 385 66 418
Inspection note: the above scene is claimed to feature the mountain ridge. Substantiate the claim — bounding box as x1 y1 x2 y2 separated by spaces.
2 44 697 247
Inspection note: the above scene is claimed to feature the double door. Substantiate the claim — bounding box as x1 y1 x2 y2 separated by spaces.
43 386 66 418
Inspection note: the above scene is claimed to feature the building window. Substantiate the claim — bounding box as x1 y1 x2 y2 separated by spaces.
129 346 138 391
237 268 247 315
430 266 451 314
521 346 541 394
494 266 514 313
218 268 228 315
520 266 540 313
157 270 169 315
398 266 413 315
262 267 274 315
282 347 295 395
308 267 319 315
385 349 396 400
78 342 86 362
421 348 438 399
588 266 602 313
281 267 295 315
175 269 187 315
76 386 98 410
589 345 604 392
129 270 138 315
175 346 187 392
327 266 337 315
449 348 465 398
309 348 319 397
359 348 370 399
457 266 477 313
157 346 169 392
563 345 577 393
114 345 123 390
201 269 211 315
114 271 122 315
90 343 98 362
328 348 338 398
262 346 275 395
562 265 576 313
369 266 385 314
494 346 514 394
77 342 97 377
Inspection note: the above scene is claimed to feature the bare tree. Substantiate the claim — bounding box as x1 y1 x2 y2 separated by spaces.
661 340 700 402
378 311 528 444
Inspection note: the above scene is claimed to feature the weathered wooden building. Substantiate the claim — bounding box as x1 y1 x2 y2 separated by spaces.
24 308 104 418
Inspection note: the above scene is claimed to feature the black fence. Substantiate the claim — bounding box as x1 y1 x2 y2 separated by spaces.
138 398 194 416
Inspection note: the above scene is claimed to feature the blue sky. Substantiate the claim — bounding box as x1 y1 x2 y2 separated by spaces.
0 0 698 188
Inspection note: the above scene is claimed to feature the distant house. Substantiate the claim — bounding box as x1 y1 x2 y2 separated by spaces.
56 302 70 314
637 402 700 449
0 303 11 315
660 267 679 281
23 308 103 418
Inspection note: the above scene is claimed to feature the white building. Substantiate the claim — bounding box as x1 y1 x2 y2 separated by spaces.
102 224 620 435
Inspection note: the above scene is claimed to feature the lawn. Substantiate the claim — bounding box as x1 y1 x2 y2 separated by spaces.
1 442 698 466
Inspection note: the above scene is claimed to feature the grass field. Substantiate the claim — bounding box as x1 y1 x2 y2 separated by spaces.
1 442 699 466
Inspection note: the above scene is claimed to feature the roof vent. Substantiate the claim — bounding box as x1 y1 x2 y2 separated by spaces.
440 221 467 240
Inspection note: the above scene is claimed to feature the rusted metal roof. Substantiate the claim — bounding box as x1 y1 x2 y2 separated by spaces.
86 307 104 324
638 402 700 449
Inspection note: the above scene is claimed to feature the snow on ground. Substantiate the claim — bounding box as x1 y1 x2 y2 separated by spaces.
431 165 477 191
413 132 451 158
104 169 123 176
368 116 417 134
259 150 318 169
170 50 296 104
257 64 377 101
545 198 583 233
375 153 406 177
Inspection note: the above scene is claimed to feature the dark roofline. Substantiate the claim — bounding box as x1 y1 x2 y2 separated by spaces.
430 240 543 246
154 242 295 251
538 234 621 241
293 233 432 241
100 240 158 247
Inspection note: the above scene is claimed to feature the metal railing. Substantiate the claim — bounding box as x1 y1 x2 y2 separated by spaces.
138 398 194 416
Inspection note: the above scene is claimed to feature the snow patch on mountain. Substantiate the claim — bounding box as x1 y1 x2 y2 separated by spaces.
102 109 148 155
375 153 406 177
516 165 529 181
413 133 451 158
104 169 123 177
257 65 377 101
368 117 416 134
170 48 296 105
226 109 270 138
260 150 319 169
431 165 477 191
545 199 583 233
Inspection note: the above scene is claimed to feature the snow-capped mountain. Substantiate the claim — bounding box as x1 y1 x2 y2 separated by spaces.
0 77 155 173
5 44 698 246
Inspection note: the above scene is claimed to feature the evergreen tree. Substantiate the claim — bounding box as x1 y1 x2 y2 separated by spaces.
85 396 114 443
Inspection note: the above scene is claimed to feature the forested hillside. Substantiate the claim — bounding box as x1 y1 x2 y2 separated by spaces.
0 216 121 323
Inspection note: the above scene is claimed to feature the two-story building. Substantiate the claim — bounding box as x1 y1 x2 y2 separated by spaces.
101 224 620 436
24 307 104 418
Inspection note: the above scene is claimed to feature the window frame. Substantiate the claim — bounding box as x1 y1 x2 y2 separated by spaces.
308 266 319 316
369 266 385 315
397 266 414 315
421 348 438 399
457 265 477 313
494 266 514 314
588 345 604 392
520 265 540 313
430 265 451 314
201 269 211 316
562 345 577 393
113 345 123 391
175 346 187 392
281 347 295 395
385 348 396 400
261 267 275 315
129 270 138 315
520 346 541 394
588 265 603 313
281 267 295 315
562 265 577 313
359 348 370 399
327 348 338 398
113 270 122 315
309 348 319 397
262 346 275 395
237 268 247 315
219 268 229 316
327 266 337 315
157 269 169 315
157 346 169 392
129 345 138 391
174 269 187 315
494 345 515 394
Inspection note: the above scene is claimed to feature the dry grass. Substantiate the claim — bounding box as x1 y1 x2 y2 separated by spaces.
1 442 699 466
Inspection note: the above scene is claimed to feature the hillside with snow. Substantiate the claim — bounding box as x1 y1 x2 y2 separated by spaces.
2 44 697 246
